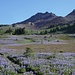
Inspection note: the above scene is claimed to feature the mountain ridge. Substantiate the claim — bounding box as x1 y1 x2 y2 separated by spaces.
12 10 75 29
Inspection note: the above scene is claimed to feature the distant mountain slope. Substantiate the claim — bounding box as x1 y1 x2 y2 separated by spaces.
65 9 75 21
16 12 57 25
34 16 68 28
12 9 75 29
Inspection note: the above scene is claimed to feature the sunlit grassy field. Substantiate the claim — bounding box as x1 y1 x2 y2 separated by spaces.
5 40 75 53
0 34 74 53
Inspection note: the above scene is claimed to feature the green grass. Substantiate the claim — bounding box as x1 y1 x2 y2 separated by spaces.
0 34 75 53
0 35 9 38
58 35 75 40
6 40 75 53
16 39 34 44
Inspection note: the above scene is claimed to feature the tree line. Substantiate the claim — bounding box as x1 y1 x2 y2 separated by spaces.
0 23 75 35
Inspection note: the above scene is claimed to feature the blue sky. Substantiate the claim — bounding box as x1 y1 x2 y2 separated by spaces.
0 0 75 24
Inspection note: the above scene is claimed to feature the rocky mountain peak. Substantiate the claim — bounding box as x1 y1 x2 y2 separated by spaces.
19 12 57 24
